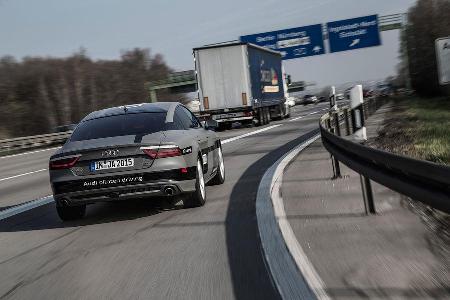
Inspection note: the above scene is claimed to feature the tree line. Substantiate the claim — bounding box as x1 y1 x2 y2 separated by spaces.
0 48 174 139
397 0 450 96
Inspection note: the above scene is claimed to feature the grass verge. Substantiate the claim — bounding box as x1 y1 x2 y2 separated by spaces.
376 96 450 165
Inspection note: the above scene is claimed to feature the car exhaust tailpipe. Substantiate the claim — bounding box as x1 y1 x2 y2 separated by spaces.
163 186 175 196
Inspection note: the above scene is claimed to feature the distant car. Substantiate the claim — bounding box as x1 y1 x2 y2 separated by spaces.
336 93 345 101
286 97 296 107
49 102 225 221
363 89 374 98
294 96 305 105
345 88 352 100
303 95 318 105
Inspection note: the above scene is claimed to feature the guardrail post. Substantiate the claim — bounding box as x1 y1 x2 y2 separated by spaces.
360 175 376 214
333 112 341 137
343 109 351 136
326 118 332 130
331 113 342 179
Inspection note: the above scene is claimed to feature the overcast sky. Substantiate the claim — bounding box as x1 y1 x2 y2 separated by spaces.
0 0 416 87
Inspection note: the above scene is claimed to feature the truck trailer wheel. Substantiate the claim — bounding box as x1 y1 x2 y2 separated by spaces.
256 108 263 126
265 107 271 124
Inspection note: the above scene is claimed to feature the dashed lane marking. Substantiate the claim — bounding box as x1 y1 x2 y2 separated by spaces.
0 169 47 182
0 147 60 159
222 125 282 144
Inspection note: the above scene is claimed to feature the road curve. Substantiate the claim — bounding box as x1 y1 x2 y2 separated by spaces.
0 103 329 300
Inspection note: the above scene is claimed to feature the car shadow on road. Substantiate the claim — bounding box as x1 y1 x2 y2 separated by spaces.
225 128 319 300
0 198 184 232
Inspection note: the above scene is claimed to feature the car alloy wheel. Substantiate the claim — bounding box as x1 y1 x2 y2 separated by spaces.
198 160 205 200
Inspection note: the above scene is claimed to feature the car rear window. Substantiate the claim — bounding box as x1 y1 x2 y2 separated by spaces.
70 112 168 141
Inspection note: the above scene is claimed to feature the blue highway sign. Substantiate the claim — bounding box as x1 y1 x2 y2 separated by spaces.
327 15 381 53
240 24 325 60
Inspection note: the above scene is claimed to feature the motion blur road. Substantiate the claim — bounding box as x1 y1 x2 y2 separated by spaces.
0 103 330 299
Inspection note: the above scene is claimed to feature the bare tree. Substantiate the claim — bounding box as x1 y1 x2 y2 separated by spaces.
0 48 172 138
400 0 450 96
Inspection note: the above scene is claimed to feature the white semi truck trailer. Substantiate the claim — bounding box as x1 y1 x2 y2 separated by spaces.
193 42 290 130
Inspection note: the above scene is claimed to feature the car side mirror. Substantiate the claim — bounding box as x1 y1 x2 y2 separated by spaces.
204 119 219 131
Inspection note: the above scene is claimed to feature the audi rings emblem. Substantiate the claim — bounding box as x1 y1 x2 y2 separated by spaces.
102 149 120 157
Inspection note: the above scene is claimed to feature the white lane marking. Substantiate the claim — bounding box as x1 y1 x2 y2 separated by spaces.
289 110 321 122
0 147 60 160
0 169 47 182
289 116 304 122
270 134 329 300
0 196 54 221
222 124 282 145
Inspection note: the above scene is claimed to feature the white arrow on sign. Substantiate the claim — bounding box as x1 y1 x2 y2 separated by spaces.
349 39 360 47
313 46 322 53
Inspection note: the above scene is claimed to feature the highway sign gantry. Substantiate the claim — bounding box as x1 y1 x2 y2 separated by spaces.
436 37 450 85
240 24 325 60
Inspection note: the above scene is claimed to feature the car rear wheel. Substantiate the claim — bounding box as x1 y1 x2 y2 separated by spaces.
56 205 86 221
184 159 206 208
209 147 225 185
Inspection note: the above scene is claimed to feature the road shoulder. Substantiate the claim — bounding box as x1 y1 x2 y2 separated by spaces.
281 105 449 299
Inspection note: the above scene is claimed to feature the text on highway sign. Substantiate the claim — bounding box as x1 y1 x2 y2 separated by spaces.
240 24 325 60
327 15 381 53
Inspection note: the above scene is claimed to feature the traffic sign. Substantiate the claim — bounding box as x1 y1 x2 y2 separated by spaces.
436 37 450 85
327 15 381 53
240 24 325 60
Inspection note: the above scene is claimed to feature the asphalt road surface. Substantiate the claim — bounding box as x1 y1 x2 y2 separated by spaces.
0 103 330 300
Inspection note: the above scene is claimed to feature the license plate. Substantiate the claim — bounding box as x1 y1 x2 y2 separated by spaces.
213 112 244 120
90 158 134 171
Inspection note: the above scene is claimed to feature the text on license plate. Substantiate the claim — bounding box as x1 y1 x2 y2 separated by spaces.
213 112 244 120
90 158 134 171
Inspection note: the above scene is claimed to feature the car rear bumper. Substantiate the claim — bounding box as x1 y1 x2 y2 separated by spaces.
216 116 253 123
51 167 197 206
53 179 196 206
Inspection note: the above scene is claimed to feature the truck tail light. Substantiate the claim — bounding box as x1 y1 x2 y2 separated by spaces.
141 146 182 159
49 156 80 170
242 93 248 106
244 111 253 117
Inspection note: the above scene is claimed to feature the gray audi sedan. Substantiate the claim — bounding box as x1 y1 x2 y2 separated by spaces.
49 102 225 221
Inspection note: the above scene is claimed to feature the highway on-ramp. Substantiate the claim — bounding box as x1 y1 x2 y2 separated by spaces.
0 103 329 300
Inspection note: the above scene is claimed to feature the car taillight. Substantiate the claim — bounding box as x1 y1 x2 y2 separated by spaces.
141 146 182 159
142 148 158 159
49 156 80 170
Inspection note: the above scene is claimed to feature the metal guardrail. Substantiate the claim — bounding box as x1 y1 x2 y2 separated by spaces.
0 131 72 154
320 98 450 214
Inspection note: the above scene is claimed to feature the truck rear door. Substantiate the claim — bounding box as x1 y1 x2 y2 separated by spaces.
195 45 252 111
